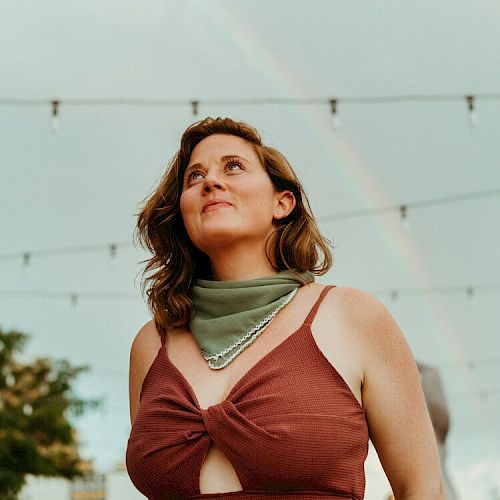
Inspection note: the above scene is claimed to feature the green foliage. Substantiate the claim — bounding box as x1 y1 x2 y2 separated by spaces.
0 328 101 499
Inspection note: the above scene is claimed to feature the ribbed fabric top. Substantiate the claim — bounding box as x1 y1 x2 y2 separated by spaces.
126 286 369 500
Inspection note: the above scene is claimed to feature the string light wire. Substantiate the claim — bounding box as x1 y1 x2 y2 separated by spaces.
1 187 498 264
0 282 499 303
2 93 500 108
317 187 500 222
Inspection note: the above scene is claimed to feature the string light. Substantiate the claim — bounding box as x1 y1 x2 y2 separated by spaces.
368 282 500 298
399 204 409 231
1 93 499 130
0 187 497 265
1 93 499 107
466 95 478 128
329 98 340 130
318 187 500 223
0 290 139 301
0 240 133 264
50 100 60 133
1 283 498 302
191 100 199 116
107 243 117 270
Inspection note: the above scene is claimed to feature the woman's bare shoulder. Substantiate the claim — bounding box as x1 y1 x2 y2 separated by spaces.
322 285 389 324
130 320 163 374
129 320 163 423
320 285 404 353
132 319 162 348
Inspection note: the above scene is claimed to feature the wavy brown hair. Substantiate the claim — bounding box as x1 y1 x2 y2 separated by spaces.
135 117 332 332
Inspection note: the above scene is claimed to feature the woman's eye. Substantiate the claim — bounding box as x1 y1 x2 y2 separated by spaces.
187 171 203 182
226 160 243 172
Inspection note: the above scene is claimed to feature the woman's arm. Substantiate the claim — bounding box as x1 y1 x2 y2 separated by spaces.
355 290 443 499
129 320 162 424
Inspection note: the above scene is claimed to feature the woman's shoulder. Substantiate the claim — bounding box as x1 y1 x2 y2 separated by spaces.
128 320 164 423
130 320 163 372
132 319 162 349
318 285 402 347
315 284 412 387
322 285 389 321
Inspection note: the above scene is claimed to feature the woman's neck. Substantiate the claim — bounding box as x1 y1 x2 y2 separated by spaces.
207 244 277 281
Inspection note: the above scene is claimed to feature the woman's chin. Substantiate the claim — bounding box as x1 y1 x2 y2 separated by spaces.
194 228 242 251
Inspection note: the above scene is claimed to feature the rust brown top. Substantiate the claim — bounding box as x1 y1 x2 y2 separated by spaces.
127 286 368 499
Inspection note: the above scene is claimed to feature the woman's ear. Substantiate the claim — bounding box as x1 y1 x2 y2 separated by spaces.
273 190 296 220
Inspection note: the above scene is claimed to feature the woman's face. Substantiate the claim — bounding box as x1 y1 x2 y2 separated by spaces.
179 134 284 255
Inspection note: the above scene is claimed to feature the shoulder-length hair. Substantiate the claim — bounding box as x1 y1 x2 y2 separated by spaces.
135 117 332 332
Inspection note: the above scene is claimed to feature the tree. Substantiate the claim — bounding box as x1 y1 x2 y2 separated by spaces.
0 327 100 499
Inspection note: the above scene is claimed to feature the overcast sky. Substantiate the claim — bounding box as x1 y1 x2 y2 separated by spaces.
1 1 499 497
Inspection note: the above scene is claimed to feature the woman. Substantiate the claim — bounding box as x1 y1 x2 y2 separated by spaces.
126 117 443 499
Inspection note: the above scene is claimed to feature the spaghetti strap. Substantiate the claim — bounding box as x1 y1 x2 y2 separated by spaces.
303 285 336 326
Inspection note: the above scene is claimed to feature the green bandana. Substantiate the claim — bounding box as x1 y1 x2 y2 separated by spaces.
190 269 315 369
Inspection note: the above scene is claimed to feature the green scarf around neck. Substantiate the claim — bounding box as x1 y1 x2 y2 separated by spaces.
190 269 314 369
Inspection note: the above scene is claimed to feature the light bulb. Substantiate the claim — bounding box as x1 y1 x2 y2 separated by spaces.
329 99 340 130
191 100 199 116
466 95 478 128
50 100 60 133
468 110 478 128
399 205 410 231
466 286 475 303
107 243 117 270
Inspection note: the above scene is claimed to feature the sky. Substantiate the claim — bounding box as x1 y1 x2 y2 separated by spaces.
1 1 499 498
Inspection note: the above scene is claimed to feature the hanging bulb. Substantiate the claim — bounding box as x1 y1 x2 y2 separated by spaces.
50 100 60 133
107 243 117 270
329 99 340 130
466 95 478 128
466 286 475 302
399 205 410 231
22 252 31 277
191 100 199 117
23 403 33 416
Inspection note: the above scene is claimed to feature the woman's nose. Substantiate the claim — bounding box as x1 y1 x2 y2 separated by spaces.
202 171 225 192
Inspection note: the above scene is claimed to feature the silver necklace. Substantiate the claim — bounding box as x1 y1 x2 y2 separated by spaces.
201 288 297 370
